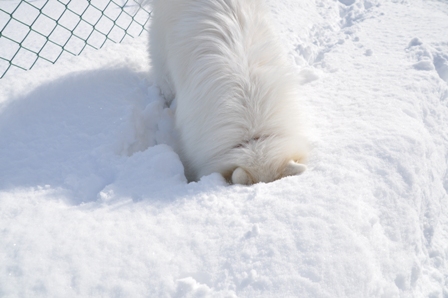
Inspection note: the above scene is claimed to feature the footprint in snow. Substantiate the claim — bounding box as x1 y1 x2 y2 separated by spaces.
407 38 435 71
433 53 448 83
406 37 448 83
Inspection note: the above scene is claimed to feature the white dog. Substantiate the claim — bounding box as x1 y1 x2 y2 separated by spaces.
149 0 308 185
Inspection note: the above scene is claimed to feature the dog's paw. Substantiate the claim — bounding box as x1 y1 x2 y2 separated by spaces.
231 167 253 185
283 160 307 177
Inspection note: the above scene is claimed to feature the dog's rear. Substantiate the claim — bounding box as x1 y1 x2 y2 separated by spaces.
149 0 308 184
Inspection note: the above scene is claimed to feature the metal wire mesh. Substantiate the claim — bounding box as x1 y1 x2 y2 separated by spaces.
0 0 151 79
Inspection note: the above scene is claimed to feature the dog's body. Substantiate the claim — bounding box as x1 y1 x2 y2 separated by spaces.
149 0 308 184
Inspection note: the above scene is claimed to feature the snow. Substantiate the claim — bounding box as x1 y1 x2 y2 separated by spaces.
1 0 447 297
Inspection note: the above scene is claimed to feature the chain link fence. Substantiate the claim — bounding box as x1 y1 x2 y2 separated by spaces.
0 0 151 79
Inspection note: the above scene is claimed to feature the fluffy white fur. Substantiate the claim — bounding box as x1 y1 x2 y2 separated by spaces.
149 0 308 184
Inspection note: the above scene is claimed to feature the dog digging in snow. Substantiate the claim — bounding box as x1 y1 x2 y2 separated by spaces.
149 0 308 185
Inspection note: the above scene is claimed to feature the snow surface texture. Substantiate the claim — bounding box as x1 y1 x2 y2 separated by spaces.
0 0 447 297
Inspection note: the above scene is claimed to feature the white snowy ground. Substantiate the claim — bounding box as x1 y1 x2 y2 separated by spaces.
1 0 447 297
